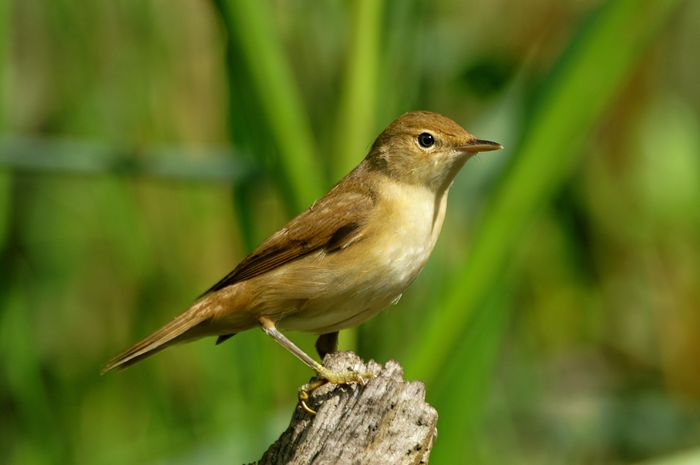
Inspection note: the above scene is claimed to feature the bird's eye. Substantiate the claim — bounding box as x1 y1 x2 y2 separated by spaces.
417 132 435 148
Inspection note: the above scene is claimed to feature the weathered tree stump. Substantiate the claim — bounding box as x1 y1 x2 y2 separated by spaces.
253 351 438 465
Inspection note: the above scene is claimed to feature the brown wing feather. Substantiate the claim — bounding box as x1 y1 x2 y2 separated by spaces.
202 186 374 295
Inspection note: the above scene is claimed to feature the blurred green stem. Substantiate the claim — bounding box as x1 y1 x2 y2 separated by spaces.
216 0 325 210
0 0 10 247
636 448 700 465
430 287 511 464
406 0 683 385
0 136 254 182
332 0 385 180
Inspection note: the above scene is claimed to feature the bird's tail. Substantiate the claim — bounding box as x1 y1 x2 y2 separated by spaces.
101 307 209 374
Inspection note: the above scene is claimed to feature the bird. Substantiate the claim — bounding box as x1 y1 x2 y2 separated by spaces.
102 111 501 396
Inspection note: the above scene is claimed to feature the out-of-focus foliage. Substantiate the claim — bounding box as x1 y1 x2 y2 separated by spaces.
1 1 698 464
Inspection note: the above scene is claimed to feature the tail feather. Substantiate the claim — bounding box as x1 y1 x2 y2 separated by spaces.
102 309 209 374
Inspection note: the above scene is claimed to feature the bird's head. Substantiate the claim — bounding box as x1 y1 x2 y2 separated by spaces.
366 111 502 192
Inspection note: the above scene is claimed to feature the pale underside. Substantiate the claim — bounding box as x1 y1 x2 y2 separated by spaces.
202 178 449 335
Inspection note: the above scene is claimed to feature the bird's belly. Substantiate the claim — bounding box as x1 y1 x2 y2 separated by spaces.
276 271 408 334
278 216 438 333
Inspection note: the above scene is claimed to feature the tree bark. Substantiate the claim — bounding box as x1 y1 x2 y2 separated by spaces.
253 351 438 465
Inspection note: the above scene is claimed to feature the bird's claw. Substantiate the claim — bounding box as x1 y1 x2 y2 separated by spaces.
297 370 375 415
298 378 327 414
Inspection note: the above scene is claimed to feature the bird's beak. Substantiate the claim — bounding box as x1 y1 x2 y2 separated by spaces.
459 138 503 154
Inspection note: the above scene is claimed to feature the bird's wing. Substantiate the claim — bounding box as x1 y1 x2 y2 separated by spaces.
201 187 374 295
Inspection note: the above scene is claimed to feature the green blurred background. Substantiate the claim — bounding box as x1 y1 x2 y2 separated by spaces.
2 0 699 464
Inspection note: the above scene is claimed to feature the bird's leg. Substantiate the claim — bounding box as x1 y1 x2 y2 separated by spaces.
258 317 372 414
259 317 368 383
315 331 339 359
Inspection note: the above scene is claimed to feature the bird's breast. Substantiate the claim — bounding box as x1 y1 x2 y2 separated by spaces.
370 180 448 287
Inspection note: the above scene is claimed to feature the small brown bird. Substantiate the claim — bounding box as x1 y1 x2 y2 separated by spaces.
103 111 501 390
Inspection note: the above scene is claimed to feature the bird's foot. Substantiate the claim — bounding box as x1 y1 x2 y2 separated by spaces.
298 367 374 414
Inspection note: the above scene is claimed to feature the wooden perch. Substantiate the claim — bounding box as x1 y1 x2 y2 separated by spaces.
253 351 438 465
